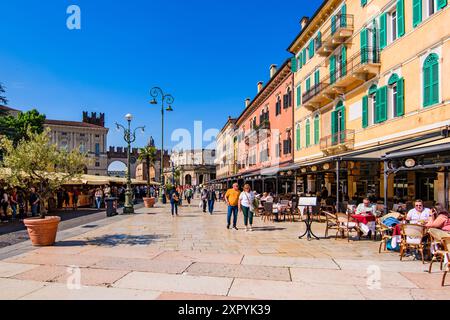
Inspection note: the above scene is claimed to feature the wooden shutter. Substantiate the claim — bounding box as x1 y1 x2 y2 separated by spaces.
305 120 311 147
424 64 431 107
438 0 448 10
361 0 367 6
380 13 387 49
314 116 320 145
302 48 307 65
396 78 405 117
306 78 311 92
309 40 315 59
340 4 347 27
314 70 320 87
341 45 347 77
377 86 388 122
360 28 368 64
331 15 336 34
397 0 405 37
296 85 301 107
413 0 422 27
291 57 297 73
330 55 336 84
296 125 301 150
331 110 338 144
431 59 439 105
362 95 369 128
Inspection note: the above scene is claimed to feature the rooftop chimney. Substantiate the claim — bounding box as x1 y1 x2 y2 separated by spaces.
257 81 263 93
300 16 309 30
245 98 251 108
270 64 278 78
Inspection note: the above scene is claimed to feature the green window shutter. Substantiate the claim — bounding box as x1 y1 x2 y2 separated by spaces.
380 13 387 49
341 45 347 77
316 32 322 49
362 95 369 128
305 120 311 147
314 70 320 87
377 86 388 122
396 78 405 117
413 0 422 27
299 52 303 68
306 77 311 92
331 15 337 35
296 85 301 107
314 116 320 145
331 111 338 144
397 0 405 37
431 59 439 105
423 54 439 107
330 55 336 84
296 125 301 150
302 48 307 64
291 57 297 73
438 0 448 10
361 0 367 6
309 40 315 59
340 4 347 27
360 28 368 64
424 64 431 107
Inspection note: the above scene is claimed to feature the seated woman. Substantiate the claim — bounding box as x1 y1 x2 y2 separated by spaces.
426 204 450 231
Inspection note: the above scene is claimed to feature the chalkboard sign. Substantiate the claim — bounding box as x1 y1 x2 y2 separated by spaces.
298 197 318 206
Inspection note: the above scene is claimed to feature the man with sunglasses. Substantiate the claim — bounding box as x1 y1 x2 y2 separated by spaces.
406 200 432 225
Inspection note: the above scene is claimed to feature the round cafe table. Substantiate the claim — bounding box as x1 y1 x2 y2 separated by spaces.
351 214 376 225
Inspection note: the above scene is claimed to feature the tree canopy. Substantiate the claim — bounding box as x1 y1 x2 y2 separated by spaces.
0 83 7 106
0 109 46 145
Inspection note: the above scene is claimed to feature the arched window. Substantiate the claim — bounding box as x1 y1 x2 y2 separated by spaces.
388 73 405 118
423 53 439 107
331 101 345 144
314 114 320 145
305 119 311 147
296 123 301 151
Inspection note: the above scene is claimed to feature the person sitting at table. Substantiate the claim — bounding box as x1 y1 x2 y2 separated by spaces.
261 192 274 203
406 199 432 225
355 198 376 215
426 204 450 231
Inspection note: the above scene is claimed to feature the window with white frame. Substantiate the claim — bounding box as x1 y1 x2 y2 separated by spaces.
368 86 377 126
388 82 397 120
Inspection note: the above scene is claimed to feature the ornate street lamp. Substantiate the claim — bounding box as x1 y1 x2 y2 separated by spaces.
116 114 145 214
150 87 174 202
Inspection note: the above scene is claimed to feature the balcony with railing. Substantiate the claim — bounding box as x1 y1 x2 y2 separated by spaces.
322 47 380 97
316 14 354 57
302 81 333 111
320 129 355 155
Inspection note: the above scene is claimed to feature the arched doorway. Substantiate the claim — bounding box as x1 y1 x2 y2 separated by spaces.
199 174 204 185
185 174 192 186
108 161 127 177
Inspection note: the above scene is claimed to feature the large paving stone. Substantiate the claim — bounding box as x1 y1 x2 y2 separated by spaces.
334 259 429 273
156 292 253 300
242 255 339 270
19 282 161 300
185 262 291 281
80 246 162 259
114 271 233 296
228 278 364 300
54 268 130 287
153 251 243 265
0 262 39 278
5 252 103 268
0 278 47 300
400 272 450 290
290 268 418 289
92 257 192 274
12 265 67 282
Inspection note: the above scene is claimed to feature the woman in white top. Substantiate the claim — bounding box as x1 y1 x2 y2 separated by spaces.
239 184 255 232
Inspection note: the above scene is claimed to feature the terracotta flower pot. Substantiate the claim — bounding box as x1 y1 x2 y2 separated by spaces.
24 216 61 246
143 197 156 208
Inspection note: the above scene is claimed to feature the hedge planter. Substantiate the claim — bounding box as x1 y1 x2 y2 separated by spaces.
143 197 156 208
24 216 61 246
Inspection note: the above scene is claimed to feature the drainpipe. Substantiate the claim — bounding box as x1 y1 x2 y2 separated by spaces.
384 160 389 215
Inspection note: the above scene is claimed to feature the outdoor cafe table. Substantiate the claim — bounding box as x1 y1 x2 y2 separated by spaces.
351 214 376 225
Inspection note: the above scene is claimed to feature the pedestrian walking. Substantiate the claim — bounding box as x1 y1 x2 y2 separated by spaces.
17 191 26 221
95 188 103 210
63 190 70 210
201 188 208 213
225 183 241 230
239 184 256 232
10 188 18 220
29 187 40 218
170 188 180 216
185 188 193 206
73 188 79 211
207 187 217 215
0 189 9 222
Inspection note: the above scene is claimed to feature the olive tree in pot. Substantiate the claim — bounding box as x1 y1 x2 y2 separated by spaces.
0 129 87 246
138 145 157 208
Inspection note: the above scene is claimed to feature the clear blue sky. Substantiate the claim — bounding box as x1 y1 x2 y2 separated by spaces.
1 0 321 151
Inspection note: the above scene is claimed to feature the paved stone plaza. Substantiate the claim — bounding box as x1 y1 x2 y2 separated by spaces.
0 200 448 300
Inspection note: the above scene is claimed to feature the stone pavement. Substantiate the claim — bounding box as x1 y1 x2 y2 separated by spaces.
0 200 448 300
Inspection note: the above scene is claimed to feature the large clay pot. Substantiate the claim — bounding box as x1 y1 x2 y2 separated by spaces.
24 216 61 246
143 197 156 208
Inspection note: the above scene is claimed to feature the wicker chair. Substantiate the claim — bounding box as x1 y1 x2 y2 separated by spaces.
262 202 274 223
285 200 298 222
324 211 339 238
441 237 450 287
336 213 360 242
400 224 427 264
429 229 450 273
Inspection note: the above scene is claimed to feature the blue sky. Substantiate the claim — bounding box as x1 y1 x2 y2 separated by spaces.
1 0 321 153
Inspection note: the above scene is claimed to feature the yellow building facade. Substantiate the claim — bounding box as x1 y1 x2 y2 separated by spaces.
289 0 449 208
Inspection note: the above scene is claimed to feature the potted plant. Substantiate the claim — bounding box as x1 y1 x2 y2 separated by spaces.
138 145 157 208
0 129 86 246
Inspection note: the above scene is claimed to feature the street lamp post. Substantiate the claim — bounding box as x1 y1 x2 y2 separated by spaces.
116 114 145 214
150 87 174 203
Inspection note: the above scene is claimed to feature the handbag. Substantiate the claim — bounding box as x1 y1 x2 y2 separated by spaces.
244 192 256 212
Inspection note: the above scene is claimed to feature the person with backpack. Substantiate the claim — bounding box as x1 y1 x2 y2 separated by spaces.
170 187 180 216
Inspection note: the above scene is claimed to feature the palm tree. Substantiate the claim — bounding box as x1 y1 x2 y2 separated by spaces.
138 145 157 197
0 83 8 106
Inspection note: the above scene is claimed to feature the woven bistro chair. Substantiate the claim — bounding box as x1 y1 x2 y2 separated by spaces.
285 199 298 222
324 211 339 239
400 224 427 264
336 213 360 242
429 229 450 273
440 237 450 287
262 202 274 223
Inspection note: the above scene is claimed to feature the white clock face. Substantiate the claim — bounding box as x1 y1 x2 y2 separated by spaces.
405 159 416 168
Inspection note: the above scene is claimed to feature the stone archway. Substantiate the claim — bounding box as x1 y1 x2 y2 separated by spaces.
185 174 192 186
107 147 139 179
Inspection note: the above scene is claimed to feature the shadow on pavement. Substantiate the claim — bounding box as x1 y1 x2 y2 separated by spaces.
55 234 170 247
